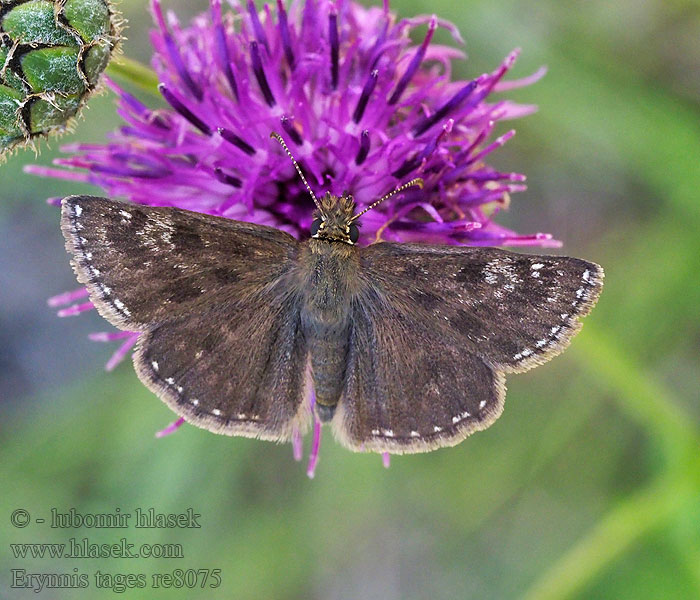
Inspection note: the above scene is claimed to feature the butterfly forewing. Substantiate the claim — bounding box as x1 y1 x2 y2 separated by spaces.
358 243 603 372
331 243 603 453
61 196 311 441
61 196 299 330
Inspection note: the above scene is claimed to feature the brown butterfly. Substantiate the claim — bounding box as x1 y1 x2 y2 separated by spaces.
60 133 603 454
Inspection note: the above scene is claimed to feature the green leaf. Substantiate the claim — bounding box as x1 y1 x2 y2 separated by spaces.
106 56 161 97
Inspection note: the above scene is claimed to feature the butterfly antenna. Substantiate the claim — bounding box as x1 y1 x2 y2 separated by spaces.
350 178 424 223
270 132 321 211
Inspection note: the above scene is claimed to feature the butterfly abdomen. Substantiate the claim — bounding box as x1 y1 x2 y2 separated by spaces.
301 240 358 421
307 324 350 421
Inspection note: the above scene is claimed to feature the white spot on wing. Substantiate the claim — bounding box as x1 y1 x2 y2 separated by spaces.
382 429 394 437
151 361 159 372
479 400 487 410
212 409 222 416
410 430 420 437
74 204 83 217
531 263 544 270
483 259 500 285
112 298 131 316
433 425 442 433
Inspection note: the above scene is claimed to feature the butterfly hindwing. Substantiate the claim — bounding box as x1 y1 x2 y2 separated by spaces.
334 292 506 453
133 287 311 441
61 195 311 440
332 242 603 453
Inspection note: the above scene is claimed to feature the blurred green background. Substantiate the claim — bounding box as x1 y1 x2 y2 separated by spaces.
1 0 699 598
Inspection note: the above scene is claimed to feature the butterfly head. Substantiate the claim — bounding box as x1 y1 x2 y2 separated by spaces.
270 132 423 246
310 192 359 245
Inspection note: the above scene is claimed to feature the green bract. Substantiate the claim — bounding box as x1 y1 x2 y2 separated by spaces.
0 0 119 155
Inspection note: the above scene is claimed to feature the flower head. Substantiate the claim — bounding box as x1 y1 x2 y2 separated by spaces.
30 0 552 474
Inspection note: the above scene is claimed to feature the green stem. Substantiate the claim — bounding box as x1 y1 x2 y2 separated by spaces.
106 56 160 97
521 326 700 600
571 325 699 458
521 467 700 600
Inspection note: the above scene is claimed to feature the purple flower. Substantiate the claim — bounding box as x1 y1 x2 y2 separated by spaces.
29 0 551 475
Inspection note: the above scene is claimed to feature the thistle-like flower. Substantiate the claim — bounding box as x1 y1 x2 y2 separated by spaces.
29 0 551 475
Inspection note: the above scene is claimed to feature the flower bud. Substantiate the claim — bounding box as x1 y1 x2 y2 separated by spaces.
0 0 120 155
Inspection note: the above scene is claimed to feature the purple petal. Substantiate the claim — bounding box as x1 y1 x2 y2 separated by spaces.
306 417 322 479
28 0 559 469
151 0 203 101
292 427 303 461
388 15 436 105
48 287 89 307
88 331 137 342
105 333 140 372
57 302 95 317
156 417 186 438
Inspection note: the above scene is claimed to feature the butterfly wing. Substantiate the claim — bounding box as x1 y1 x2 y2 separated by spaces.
61 195 300 330
132 289 310 441
332 243 603 453
61 196 311 441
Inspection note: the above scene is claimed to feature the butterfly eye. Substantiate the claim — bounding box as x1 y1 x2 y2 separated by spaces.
348 224 360 243
310 218 323 236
